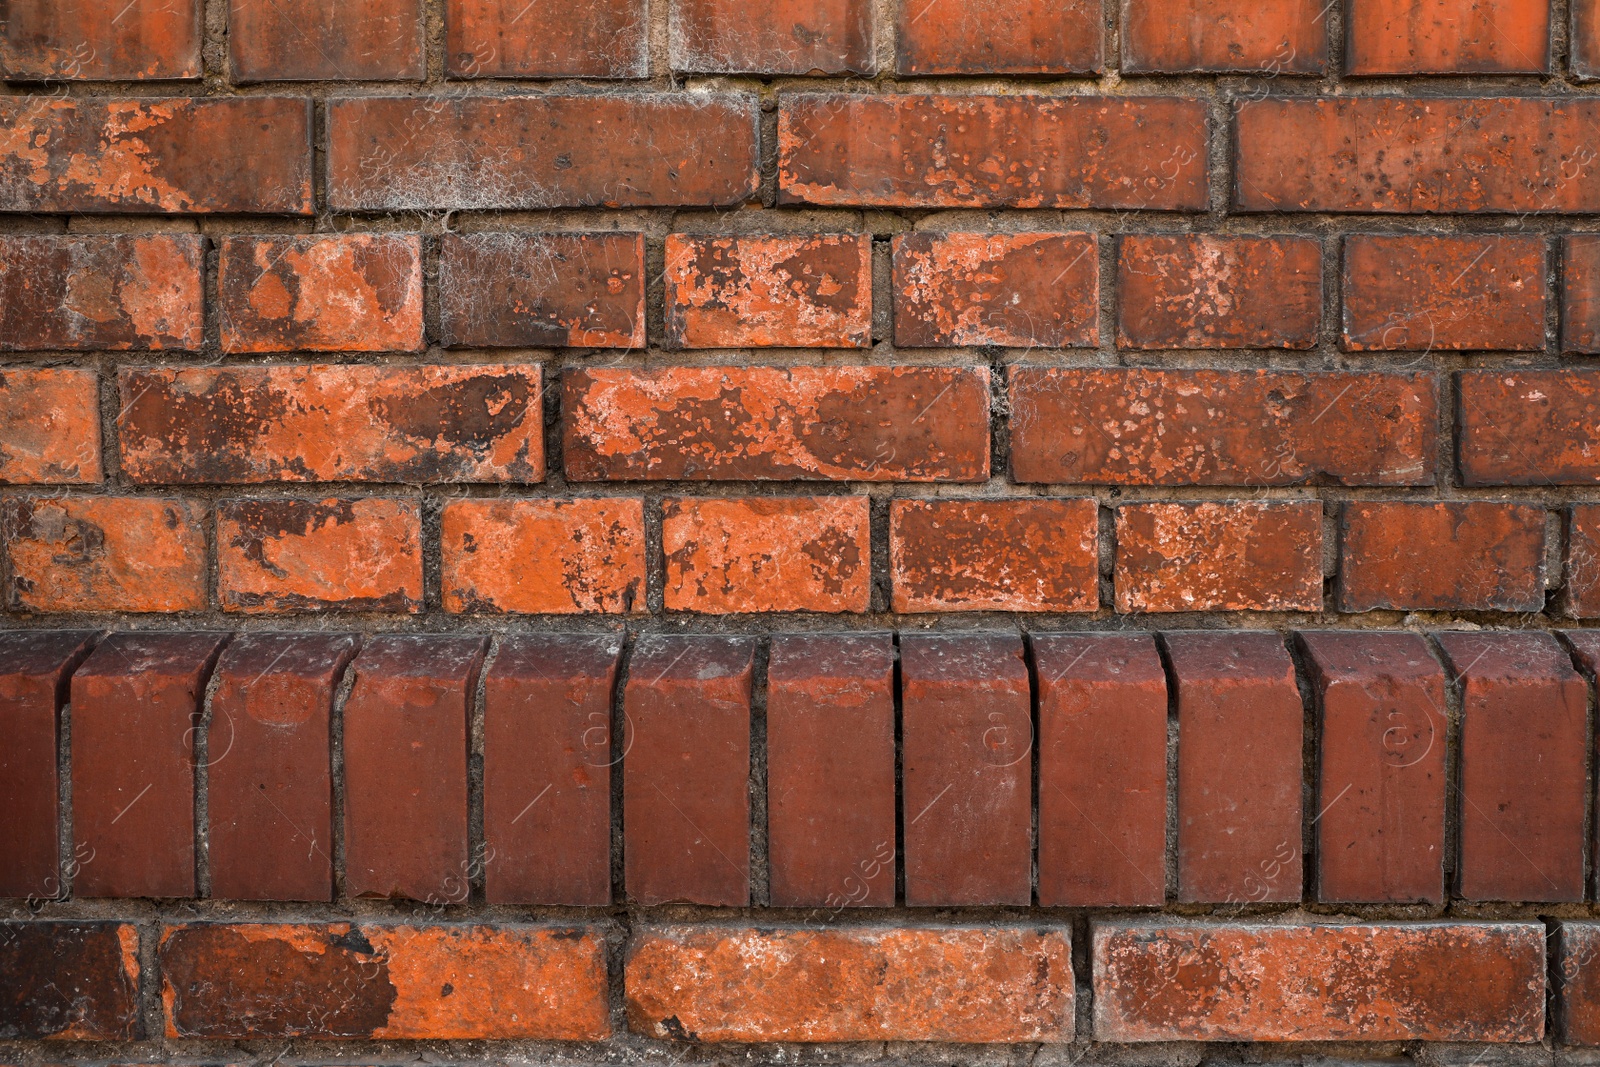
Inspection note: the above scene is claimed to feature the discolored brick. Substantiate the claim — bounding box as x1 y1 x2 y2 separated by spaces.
1567 505 1600 617
766 633 897 908
4 496 207 614
439 233 645 349
901 634 1031 906
1115 501 1324 613
0 923 141 1039
1557 922 1600 1044
672 0 873 73
446 0 646 76
892 232 1098 348
1578 0 1600 76
1346 0 1549 74
217 498 423 614
0 368 102 484
229 0 423 80
627 926 1074 1042
563 365 990 482
0 235 203 351
207 633 358 902
1337 502 1546 612
1034 633 1168 907
1564 235 1600 353
1 0 201 80
779 94 1208 209
896 0 1101 73
1117 235 1321 350
664 234 871 349
890 498 1099 613
442 499 646 615
118 364 543 485
484 635 622 905
1122 0 1326 71
1459 370 1600 485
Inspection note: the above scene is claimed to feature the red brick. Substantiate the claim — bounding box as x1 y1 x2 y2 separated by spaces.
1578 0 1600 76
0 631 95 899
0 0 199 79
439 232 645 349
327 96 758 211
766 633 896 908
896 0 1101 73
229 0 423 80
207 633 358 902
1011 368 1437 487
0 235 203 351
1343 235 1546 352
118 364 543 485
779 95 1208 209
342 635 487 902
0 98 311 214
664 234 871 349
218 235 423 354
0 923 141 1040
0 368 102 484
1437 631 1587 902
662 496 870 614
1337 502 1546 612
1123 0 1325 71
1115 501 1324 613
1094 921 1545 1041
446 0 646 76
1236 98 1600 213
1557 921 1600 1044
1034 633 1167 907
563 365 990 482
1166 631 1303 903
1298 631 1446 904
4 496 207 614
673 0 873 73
901 634 1031 906
1459 370 1600 485
1346 0 1549 73
217 498 423 614
1568 505 1600 616
892 232 1098 348
627 926 1073 1042
890 498 1099 612
1117 235 1321 349
71 632 226 898
1565 235 1600 352
484 635 621 905
623 635 753 906
442 499 646 615
159 923 608 1039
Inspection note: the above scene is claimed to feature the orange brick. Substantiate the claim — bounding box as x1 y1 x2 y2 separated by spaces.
1115 501 1323 612
0 0 201 79
1117 235 1321 350
1337 501 1546 612
446 0 646 76
0 367 101 484
1122 0 1326 71
893 233 1098 348
895 0 1100 73
229 0 423 80
1346 0 1549 74
673 0 873 73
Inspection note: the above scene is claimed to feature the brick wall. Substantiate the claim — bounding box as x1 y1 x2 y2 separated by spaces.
4 0 1600 1060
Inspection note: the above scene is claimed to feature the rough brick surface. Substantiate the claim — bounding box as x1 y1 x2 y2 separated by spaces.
1578 0 1600 76
1 0 201 79
1567 505 1600 616
1557 922 1600 1045
673 0 873 73
1115 501 1323 612
446 0 645 76
1337 502 1547 612
442 499 646 614
0 367 102 484
0 235 203 351
896 0 1100 73
1122 0 1326 71
1346 0 1549 73
1564 235 1600 353
229 0 424 80
0 923 142 1040
1117 235 1321 349
1460 370 1600 485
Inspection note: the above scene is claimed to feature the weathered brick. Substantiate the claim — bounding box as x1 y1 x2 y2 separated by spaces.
446 0 646 76
1564 235 1600 352
1343 235 1546 351
1010 368 1437 487
4 496 207 614
0 235 203 351
1578 0 1600 77
1094 921 1545 1041
342 635 487 902
119 364 543 484
892 232 1098 348
1166 631 1303 903
0 923 141 1040
890 498 1099 612
627 926 1073 1042
439 232 645 349
217 235 423 354
1459 370 1600 485
779 95 1208 209
673 0 873 73
901 634 1031 906
217 498 422 614
483 635 621 905
1568 505 1600 616
662 496 870 614
766 633 896 908
207 633 358 902
71 632 226 898
1 0 200 79
229 0 423 80
895 0 1101 73
1298 631 1447 904
160 923 608 1039
563 365 990 482
1034 633 1167 907
1115 501 1324 613
1122 0 1326 71
1346 0 1549 74
1117 234 1321 349
0 97 311 214
664 234 871 349
0 367 102 484
327 95 758 210
623 635 754 906
442 499 646 615
1556 922 1600 1044
1437 631 1587 902
1337 502 1546 612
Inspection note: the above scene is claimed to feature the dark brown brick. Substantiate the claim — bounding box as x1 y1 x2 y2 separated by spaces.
1 0 201 79
1117 235 1321 349
1343 235 1546 351
672 0 873 73
1337 502 1547 612
229 0 423 80
1557 922 1600 1044
0 923 141 1039
1123 0 1326 72
446 0 646 76
1568 505 1600 617
0 367 102 485
1564 235 1600 353
1115 501 1324 613
896 0 1101 73
1346 0 1549 74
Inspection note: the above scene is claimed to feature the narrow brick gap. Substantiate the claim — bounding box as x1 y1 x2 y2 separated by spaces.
1097 501 1116 611
53 634 100 901
329 642 363 901
758 101 781 209
1556 631 1599 900
1099 232 1120 366
467 635 497 905
644 495 667 615
425 0 449 82
192 637 233 901
420 491 444 615
1429 632 1466 900
870 493 893 614
989 354 1011 484
1321 229 1343 365
543 357 567 494
609 629 634 907
311 99 329 224
1554 0 1574 76
1155 631 1180 903
749 635 772 908
1206 91 1231 221
1284 631 1320 904
1323 0 1347 78
1023 632 1041 906
892 630 906 907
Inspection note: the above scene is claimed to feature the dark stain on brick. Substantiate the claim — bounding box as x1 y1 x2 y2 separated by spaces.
0 922 142 1039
